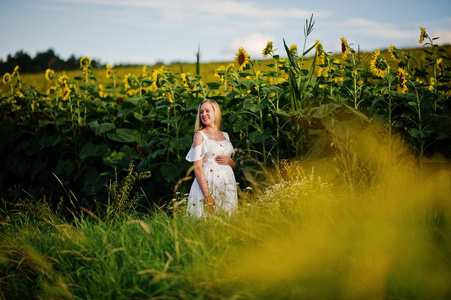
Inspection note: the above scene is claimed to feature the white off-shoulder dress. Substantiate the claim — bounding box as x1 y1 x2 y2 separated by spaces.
185 130 238 218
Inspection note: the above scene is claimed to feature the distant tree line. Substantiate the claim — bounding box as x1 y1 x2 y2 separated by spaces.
0 49 102 74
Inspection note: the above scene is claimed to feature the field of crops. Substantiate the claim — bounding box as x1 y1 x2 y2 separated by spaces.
1 23 451 299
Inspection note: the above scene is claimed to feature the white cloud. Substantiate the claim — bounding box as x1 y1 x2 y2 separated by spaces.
424 17 451 28
433 30 451 45
343 18 415 40
336 17 451 50
55 0 329 20
228 32 275 59
424 18 451 45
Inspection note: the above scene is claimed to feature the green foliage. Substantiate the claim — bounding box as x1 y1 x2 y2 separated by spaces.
1 17 450 299
103 163 152 218
0 20 450 212
1 146 450 299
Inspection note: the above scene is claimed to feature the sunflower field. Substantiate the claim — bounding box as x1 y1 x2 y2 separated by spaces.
1 23 450 210
1 18 451 299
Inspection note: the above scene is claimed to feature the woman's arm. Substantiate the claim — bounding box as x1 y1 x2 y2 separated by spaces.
192 132 215 210
215 155 236 170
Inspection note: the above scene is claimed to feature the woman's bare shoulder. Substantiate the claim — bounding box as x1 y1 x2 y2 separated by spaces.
192 131 205 147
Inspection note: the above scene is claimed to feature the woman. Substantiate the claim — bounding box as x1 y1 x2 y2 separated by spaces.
185 99 238 217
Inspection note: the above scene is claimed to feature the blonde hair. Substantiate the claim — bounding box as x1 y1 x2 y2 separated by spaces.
194 99 222 132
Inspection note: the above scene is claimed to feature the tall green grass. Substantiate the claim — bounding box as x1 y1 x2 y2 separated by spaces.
1 123 450 299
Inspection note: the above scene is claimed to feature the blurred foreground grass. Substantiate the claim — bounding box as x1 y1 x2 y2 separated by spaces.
1 123 450 299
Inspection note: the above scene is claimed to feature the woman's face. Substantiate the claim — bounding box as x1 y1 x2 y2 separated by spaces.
200 102 216 127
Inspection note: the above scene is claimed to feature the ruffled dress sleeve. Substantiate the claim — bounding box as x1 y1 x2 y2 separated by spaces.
186 135 208 162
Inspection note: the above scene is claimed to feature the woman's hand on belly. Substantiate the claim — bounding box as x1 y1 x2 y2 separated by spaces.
215 154 236 170
215 155 230 165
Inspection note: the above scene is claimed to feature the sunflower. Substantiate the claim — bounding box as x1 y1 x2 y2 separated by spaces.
15 91 24 98
3 72 11 84
181 72 195 89
45 69 55 82
315 40 324 59
235 47 250 71
61 83 71 100
370 50 390 78
262 41 274 58
419 27 427 44
397 68 408 94
215 66 226 84
226 63 234 73
47 86 57 95
389 45 401 62
340 37 349 58
62 87 71 100
129 75 140 90
288 44 297 56
162 87 173 103
415 78 425 85
436 58 442 76
180 73 188 86
152 66 166 88
124 73 140 90
333 76 344 85
429 77 435 91
57 74 69 86
80 56 91 68
278 58 287 70
123 73 131 90
98 84 107 98
12 65 19 76
106 65 112 79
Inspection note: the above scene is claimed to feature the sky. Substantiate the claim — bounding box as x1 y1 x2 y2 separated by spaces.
1 0 451 66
